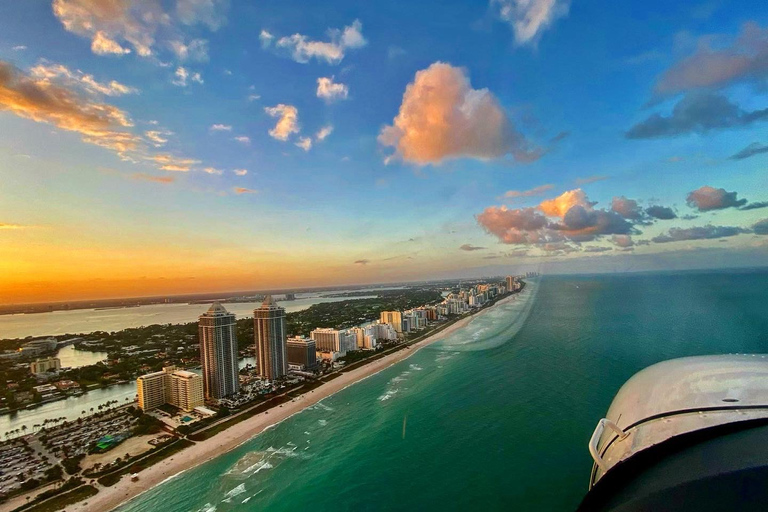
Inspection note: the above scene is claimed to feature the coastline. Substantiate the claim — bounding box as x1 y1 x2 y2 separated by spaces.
66 292 521 512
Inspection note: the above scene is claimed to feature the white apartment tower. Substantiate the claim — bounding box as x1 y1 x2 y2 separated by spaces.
199 302 240 399
254 295 288 381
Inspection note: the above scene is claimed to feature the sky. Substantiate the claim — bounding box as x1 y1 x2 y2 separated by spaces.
0 0 767 303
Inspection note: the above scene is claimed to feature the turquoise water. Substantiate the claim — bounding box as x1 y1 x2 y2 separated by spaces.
118 271 768 512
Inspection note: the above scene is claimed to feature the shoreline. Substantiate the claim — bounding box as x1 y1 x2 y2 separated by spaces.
64 292 521 512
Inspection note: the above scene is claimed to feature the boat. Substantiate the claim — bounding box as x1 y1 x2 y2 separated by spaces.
578 355 768 511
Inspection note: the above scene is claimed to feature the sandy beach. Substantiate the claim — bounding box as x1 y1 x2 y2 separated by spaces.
65 295 516 512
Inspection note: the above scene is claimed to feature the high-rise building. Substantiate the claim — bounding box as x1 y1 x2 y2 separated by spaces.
199 302 240 399
254 295 288 380
286 336 317 370
380 311 403 333
136 367 203 412
169 370 204 412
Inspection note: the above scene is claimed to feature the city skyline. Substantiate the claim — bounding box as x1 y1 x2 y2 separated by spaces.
0 1 767 304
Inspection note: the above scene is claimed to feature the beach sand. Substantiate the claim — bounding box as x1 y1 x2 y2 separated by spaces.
67 295 517 512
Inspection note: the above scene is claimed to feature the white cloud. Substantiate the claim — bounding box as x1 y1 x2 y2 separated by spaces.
272 19 367 64
295 136 312 151
264 104 300 141
234 135 251 144
492 0 570 45
203 166 223 175
247 94 261 102
210 123 232 131
176 0 228 31
12 45 27 51
259 29 274 48
168 38 209 61
233 168 248 176
316 125 333 141
145 130 172 146
316 76 349 102
172 67 203 86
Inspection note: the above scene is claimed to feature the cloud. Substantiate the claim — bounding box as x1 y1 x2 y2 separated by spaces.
29 61 137 96
503 184 554 200
247 94 260 102
491 0 571 45
354 259 370 265
459 244 486 251
150 154 200 172
144 129 171 146
91 30 131 55
132 172 174 184
233 169 247 176
168 38 209 61
0 60 140 159
203 166 223 175
295 136 312 151
53 0 227 59
0 223 26 230
652 224 749 243
316 77 348 102
611 196 643 220
574 175 609 186
259 29 274 47
12 45 27 51
209 123 232 131
754 218 768 235
172 66 202 86
315 125 333 141
539 189 592 217
476 206 550 244
379 62 539 165
611 234 634 248
741 201 768 211
478 188 639 247
264 104 299 141
176 0 229 31
626 93 768 139
52 0 165 57
645 205 677 219
730 142 768 160
686 185 747 211
234 187 257 194
272 19 367 64
583 246 612 253
654 22 768 97
233 135 250 145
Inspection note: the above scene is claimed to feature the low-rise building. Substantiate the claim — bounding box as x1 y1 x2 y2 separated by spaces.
137 366 204 412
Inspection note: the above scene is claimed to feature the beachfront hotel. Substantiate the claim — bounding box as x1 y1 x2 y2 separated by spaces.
199 302 240 399
254 295 288 381
286 336 317 370
380 311 403 333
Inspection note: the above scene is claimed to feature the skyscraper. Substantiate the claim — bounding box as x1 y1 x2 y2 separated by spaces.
254 295 288 380
198 302 240 399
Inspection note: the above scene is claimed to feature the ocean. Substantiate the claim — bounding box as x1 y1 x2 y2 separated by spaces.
116 270 768 512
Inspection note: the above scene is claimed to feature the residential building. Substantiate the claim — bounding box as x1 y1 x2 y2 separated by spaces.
254 295 288 381
380 311 403 333
137 366 204 412
286 336 317 370
30 357 61 374
199 302 240 399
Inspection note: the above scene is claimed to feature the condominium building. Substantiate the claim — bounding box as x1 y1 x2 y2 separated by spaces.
136 366 204 412
380 311 403 333
311 328 356 355
254 295 288 381
286 336 317 370
199 302 240 399
29 357 61 374
169 370 204 412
